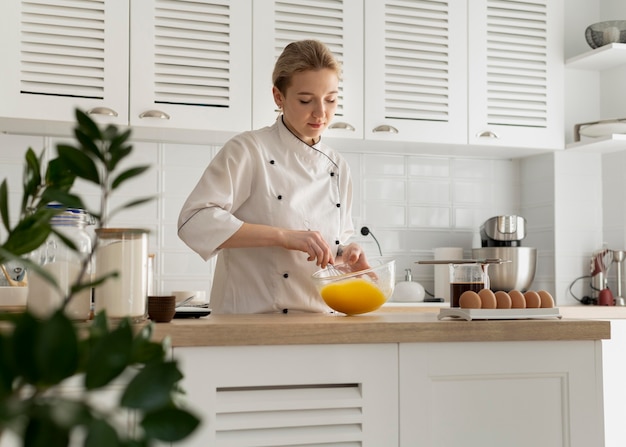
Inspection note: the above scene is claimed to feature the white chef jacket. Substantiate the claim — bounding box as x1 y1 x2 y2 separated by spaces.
177 118 355 314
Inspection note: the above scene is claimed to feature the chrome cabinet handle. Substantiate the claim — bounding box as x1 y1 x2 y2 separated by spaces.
476 130 499 139
139 110 171 120
328 122 355 131
87 107 118 117
372 124 398 133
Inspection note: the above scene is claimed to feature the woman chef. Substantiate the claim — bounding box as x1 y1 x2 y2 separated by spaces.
177 40 370 314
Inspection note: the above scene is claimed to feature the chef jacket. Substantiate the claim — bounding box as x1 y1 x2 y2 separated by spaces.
177 118 355 314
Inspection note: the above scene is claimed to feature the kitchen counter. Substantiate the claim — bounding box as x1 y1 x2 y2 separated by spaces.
152 305 610 347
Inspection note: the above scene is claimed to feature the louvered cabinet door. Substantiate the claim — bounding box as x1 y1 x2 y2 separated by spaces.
252 0 364 138
364 0 468 144
467 0 564 150
174 344 399 446
130 0 252 133
0 0 129 129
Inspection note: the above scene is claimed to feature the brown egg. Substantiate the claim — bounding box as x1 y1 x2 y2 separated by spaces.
538 290 555 308
524 290 541 308
478 288 497 309
459 291 482 309
509 290 526 308
494 291 512 309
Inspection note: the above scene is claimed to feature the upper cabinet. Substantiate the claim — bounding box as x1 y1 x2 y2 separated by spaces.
130 1 251 136
467 0 564 150
0 1 130 127
0 1 252 138
0 0 564 153
364 1 468 145
251 0 364 139
365 0 564 150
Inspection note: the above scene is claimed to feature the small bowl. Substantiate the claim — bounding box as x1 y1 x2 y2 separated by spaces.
148 295 176 322
585 21 626 49
0 286 28 309
311 258 395 315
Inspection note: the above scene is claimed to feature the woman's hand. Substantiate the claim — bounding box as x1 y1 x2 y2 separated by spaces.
338 243 370 271
283 229 335 268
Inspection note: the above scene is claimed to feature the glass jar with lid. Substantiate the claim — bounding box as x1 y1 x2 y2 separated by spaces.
27 207 94 320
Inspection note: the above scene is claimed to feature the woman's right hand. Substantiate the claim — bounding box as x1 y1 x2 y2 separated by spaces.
284 229 334 268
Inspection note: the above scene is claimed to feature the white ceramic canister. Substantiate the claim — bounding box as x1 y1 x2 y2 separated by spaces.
94 228 149 322
27 208 94 320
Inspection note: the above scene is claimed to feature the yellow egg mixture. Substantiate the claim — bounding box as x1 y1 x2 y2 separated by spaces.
320 278 387 315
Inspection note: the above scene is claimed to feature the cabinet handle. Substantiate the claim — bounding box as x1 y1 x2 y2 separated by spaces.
87 107 118 117
329 122 355 131
372 125 398 134
139 110 171 120
476 130 499 139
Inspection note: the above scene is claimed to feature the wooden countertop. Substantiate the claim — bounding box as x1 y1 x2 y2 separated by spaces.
151 306 611 347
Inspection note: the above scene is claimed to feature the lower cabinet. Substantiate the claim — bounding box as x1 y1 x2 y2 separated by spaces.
400 341 604 447
172 340 605 447
173 344 399 446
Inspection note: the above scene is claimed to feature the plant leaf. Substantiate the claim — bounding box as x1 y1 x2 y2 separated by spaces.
121 361 182 410
36 310 79 385
0 180 9 232
85 419 122 447
56 144 101 184
84 319 133 390
141 407 200 442
111 166 150 190
75 109 102 142
0 332 15 399
11 312 42 384
24 412 70 447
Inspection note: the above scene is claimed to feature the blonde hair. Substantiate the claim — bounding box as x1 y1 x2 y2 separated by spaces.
272 40 341 95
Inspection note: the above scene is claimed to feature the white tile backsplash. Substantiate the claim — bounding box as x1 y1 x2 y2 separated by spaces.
7 131 603 305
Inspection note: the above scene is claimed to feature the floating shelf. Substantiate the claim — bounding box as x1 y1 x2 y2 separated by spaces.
566 134 626 153
565 43 626 70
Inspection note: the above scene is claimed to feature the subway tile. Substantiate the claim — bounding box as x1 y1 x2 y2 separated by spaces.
364 203 405 227
407 157 450 177
364 178 406 201
363 154 405 176
408 180 450 204
408 206 450 227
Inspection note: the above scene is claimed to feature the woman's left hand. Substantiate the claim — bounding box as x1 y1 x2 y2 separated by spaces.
338 243 370 271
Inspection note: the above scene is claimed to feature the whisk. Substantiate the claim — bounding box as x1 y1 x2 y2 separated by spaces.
326 263 345 276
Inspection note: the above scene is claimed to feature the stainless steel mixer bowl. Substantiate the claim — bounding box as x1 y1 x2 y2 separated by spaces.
472 247 537 292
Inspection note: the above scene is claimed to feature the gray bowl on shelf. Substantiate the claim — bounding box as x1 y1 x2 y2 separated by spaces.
585 21 626 49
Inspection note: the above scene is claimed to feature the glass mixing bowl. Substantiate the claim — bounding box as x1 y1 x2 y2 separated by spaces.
312 258 395 315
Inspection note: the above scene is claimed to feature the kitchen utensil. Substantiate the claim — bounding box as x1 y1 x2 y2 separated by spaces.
480 215 526 247
613 250 625 306
416 258 510 265
433 247 463 302
449 263 490 308
148 295 176 322
472 247 537 292
591 249 613 301
585 20 626 49
574 118 626 142
311 258 395 315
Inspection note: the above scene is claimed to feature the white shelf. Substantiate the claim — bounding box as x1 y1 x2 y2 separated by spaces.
566 43 626 70
566 134 626 153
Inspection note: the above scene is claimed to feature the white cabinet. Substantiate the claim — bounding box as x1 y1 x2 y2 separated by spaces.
130 1 252 135
0 1 252 137
251 0 364 139
0 1 129 127
172 344 399 446
364 0 468 144
366 0 564 149
400 341 604 447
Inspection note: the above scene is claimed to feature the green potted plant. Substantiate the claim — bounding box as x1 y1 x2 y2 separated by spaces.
0 110 200 446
